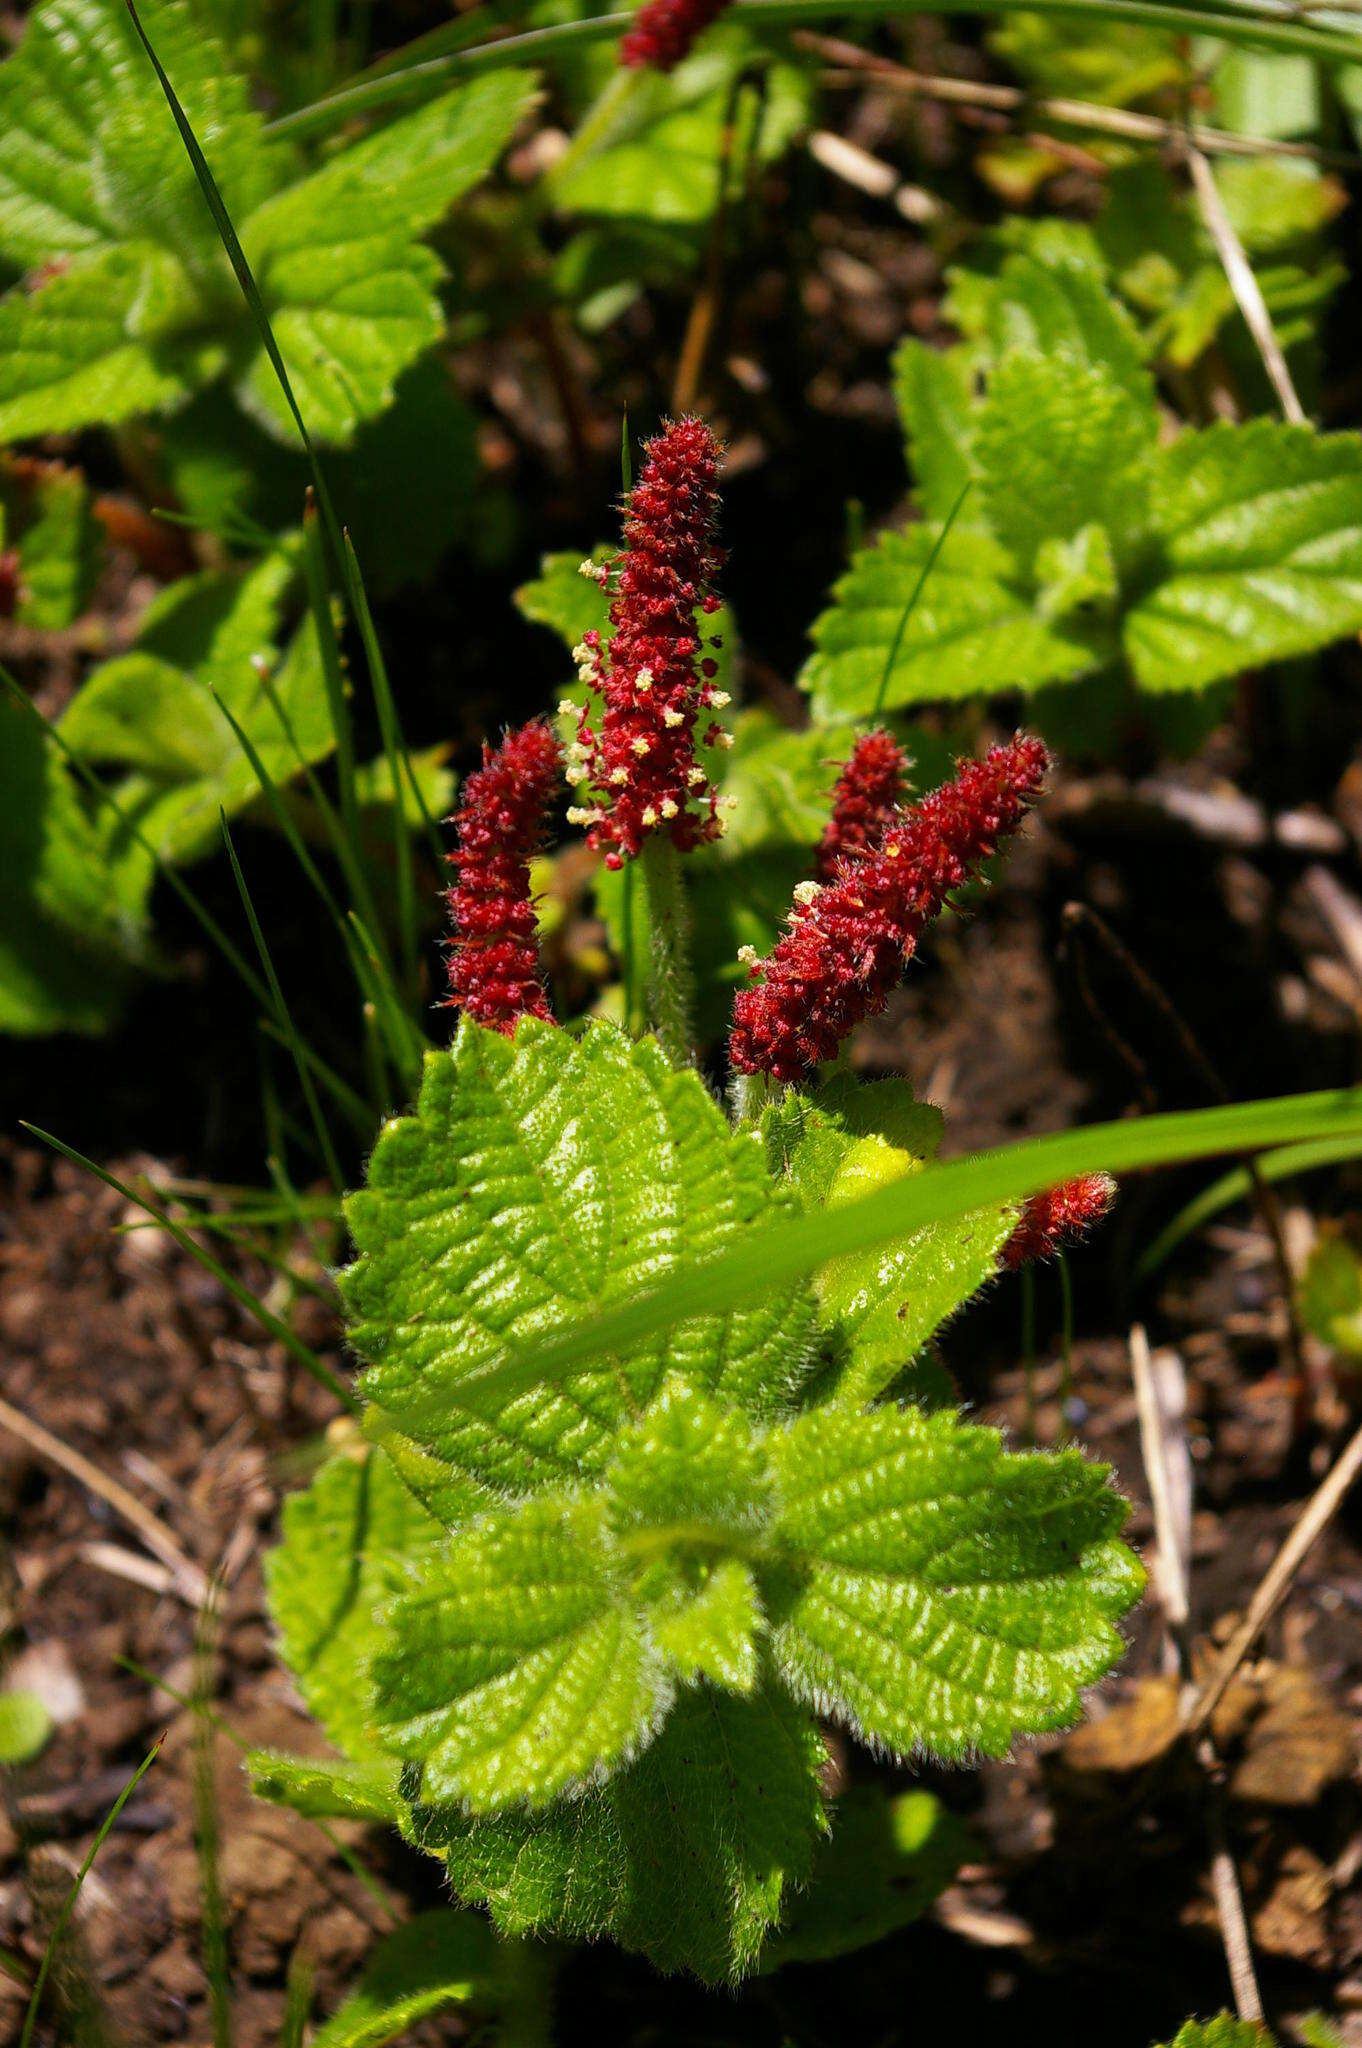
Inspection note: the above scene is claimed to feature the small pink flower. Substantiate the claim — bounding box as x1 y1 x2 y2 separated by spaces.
619 0 733 70
816 728 910 881
444 721 561 1036
570 416 727 868
730 733 1051 1085
1002 1175 1117 1268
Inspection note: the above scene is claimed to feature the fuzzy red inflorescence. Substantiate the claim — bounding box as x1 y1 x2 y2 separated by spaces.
568 416 728 869
444 721 562 1036
730 732 1051 1085
1002 1174 1116 1269
815 728 911 881
618 0 733 70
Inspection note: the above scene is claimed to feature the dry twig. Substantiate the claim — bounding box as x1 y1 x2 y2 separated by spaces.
0 1393 209 1606
1183 1417 1362 1738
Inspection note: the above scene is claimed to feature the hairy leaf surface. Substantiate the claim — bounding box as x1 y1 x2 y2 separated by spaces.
1125 420 1362 692
766 1406 1143 1759
342 1019 817 1501
264 1447 444 1759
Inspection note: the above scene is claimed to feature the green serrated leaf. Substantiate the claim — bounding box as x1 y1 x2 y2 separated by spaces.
233 74 532 447
341 1019 817 1497
61 546 340 862
1125 420 1362 693
606 1377 771 1541
416 1678 828 1985
801 521 1098 719
373 1491 674 1812
762 1786 970 1966
248 1749 404 1822
1158 2020 1275 2048
311 1911 495 2048
764 1077 1010 1408
237 206 444 447
0 0 285 272
765 1405 1143 1760
974 349 1151 575
0 247 206 442
892 339 978 521
984 253 1157 426
0 696 154 1036
552 36 809 227
0 463 100 629
264 1447 445 1760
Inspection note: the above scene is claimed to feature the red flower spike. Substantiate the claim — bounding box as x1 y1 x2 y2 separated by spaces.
619 0 733 70
444 721 561 1036
569 416 728 867
1002 1174 1116 1270
730 732 1051 1085
815 728 911 881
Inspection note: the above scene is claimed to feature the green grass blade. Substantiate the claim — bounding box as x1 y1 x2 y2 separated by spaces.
19 1127 358 1414
20 1740 164 2048
203 681 414 1087
126 2 433 979
425 1085 1362 1419
265 0 1362 143
1 668 273 1019
1136 1132 1362 1279
220 812 346 1192
303 494 360 855
871 478 971 719
347 910 427 1089
341 533 443 965
124 3 347 553
247 658 402 994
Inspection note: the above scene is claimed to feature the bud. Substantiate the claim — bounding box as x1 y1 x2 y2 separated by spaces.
1002 1175 1117 1269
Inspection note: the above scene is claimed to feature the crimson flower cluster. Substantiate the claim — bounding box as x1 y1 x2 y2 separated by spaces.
815 728 910 881
568 416 728 869
730 733 1051 1085
1002 1176 1117 1269
618 0 733 70
443 721 561 1036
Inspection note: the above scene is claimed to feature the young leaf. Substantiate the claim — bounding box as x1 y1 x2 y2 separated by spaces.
1124 420 1362 693
0 247 208 442
765 1405 1143 1759
341 1019 817 1498
248 1751 404 1824
761 1786 970 1967
310 1912 495 2048
372 1492 675 1812
264 1447 445 1760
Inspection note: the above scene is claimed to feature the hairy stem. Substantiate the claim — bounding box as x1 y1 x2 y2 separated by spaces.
640 835 696 1067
